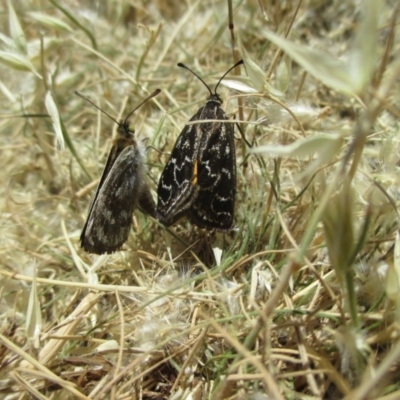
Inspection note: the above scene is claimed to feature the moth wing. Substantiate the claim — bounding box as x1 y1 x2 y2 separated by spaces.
157 112 203 226
189 111 236 230
80 145 143 254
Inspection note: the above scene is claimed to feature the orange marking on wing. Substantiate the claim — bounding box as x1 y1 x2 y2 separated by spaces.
192 159 198 186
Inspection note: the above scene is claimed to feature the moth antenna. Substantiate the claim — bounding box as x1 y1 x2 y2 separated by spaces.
75 91 120 125
177 63 213 97
123 88 161 124
214 59 244 94
75 89 161 126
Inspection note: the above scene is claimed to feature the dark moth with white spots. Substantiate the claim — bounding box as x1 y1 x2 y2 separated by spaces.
157 60 243 230
77 89 160 254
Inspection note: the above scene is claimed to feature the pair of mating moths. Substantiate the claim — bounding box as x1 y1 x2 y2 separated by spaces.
79 60 243 255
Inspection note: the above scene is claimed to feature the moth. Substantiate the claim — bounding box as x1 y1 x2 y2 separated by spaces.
157 60 243 229
77 89 161 254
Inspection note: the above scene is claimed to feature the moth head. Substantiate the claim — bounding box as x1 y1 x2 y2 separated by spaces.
120 89 161 134
75 89 161 138
177 60 243 103
117 121 135 138
207 92 223 106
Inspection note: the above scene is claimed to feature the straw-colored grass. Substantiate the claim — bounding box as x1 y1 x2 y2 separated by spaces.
0 0 399 398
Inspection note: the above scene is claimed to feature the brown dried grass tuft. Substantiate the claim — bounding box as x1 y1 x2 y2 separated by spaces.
0 0 399 399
